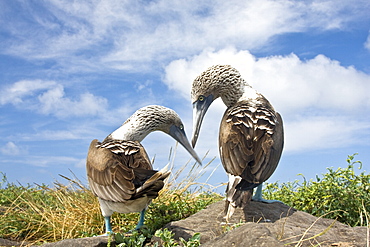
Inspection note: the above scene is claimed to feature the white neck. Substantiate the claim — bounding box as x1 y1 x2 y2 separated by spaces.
109 121 147 142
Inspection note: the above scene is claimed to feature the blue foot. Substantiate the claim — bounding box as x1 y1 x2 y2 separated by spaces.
104 216 113 234
94 216 114 236
252 184 282 203
135 209 146 230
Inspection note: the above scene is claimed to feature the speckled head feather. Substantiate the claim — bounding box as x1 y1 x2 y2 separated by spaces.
191 65 248 107
108 105 184 142
129 105 182 129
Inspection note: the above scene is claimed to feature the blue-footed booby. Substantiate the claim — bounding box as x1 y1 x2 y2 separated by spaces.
191 65 284 221
86 105 202 234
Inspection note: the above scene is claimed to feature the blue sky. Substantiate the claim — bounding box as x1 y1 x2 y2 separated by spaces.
1 0 370 193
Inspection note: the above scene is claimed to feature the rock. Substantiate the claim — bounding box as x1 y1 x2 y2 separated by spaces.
40 236 115 247
0 238 25 247
266 210 368 247
201 223 284 247
164 200 294 246
163 200 369 247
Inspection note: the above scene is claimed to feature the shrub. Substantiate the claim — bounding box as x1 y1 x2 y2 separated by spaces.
264 154 370 226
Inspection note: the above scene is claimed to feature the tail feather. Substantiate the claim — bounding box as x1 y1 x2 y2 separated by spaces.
135 163 171 195
224 174 253 221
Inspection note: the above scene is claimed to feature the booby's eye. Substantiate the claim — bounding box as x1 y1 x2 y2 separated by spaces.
179 124 184 130
198 95 205 102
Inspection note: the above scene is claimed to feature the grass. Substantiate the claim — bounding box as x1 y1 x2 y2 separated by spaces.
0 174 222 246
0 152 369 246
0 146 222 246
264 153 370 227
0 174 102 244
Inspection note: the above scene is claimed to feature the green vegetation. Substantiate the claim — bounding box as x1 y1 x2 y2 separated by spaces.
0 153 368 246
264 153 370 227
154 228 200 247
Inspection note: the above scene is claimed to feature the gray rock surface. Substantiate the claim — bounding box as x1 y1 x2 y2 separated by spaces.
40 236 114 247
164 200 368 247
0 236 115 247
0 238 25 247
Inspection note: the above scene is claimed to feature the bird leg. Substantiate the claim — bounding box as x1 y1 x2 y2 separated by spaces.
104 216 113 235
95 216 113 236
135 208 146 230
252 184 282 203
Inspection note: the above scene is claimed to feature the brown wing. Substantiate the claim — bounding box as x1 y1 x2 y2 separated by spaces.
86 139 153 202
219 99 284 185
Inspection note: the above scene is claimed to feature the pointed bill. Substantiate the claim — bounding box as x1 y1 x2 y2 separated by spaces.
169 125 202 165
191 94 214 147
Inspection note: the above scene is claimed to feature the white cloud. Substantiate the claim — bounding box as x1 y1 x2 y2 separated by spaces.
252 54 370 113
163 47 370 153
0 79 109 118
38 87 108 118
26 155 83 168
0 80 56 105
284 116 370 153
2 0 369 71
13 129 88 141
365 31 370 51
0 142 22 155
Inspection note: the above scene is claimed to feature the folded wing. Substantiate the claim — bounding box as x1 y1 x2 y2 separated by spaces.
86 139 168 203
219 99 284 188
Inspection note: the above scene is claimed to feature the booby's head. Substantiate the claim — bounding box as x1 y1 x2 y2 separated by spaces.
191 65 246 147
110 105 202 165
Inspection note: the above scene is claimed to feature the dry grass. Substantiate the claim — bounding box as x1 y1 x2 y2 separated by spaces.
0 174 103 245
281 211 340 247
0 145 222 245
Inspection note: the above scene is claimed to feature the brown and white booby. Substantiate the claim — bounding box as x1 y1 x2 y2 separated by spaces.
86 105 202 234
191 65 284 221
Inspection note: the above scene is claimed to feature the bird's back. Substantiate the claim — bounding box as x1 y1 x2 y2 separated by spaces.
219 96 284 188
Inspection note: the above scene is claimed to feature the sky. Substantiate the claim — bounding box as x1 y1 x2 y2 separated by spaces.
1 0 370 193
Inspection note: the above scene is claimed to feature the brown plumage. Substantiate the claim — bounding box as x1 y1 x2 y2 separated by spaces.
191 65 284 221
87 139 166 203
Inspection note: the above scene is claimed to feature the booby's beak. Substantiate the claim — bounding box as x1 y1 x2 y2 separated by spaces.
191 94 214 147
169 125 202 165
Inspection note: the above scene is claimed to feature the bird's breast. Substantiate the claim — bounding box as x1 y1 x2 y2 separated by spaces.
98 196 151 214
